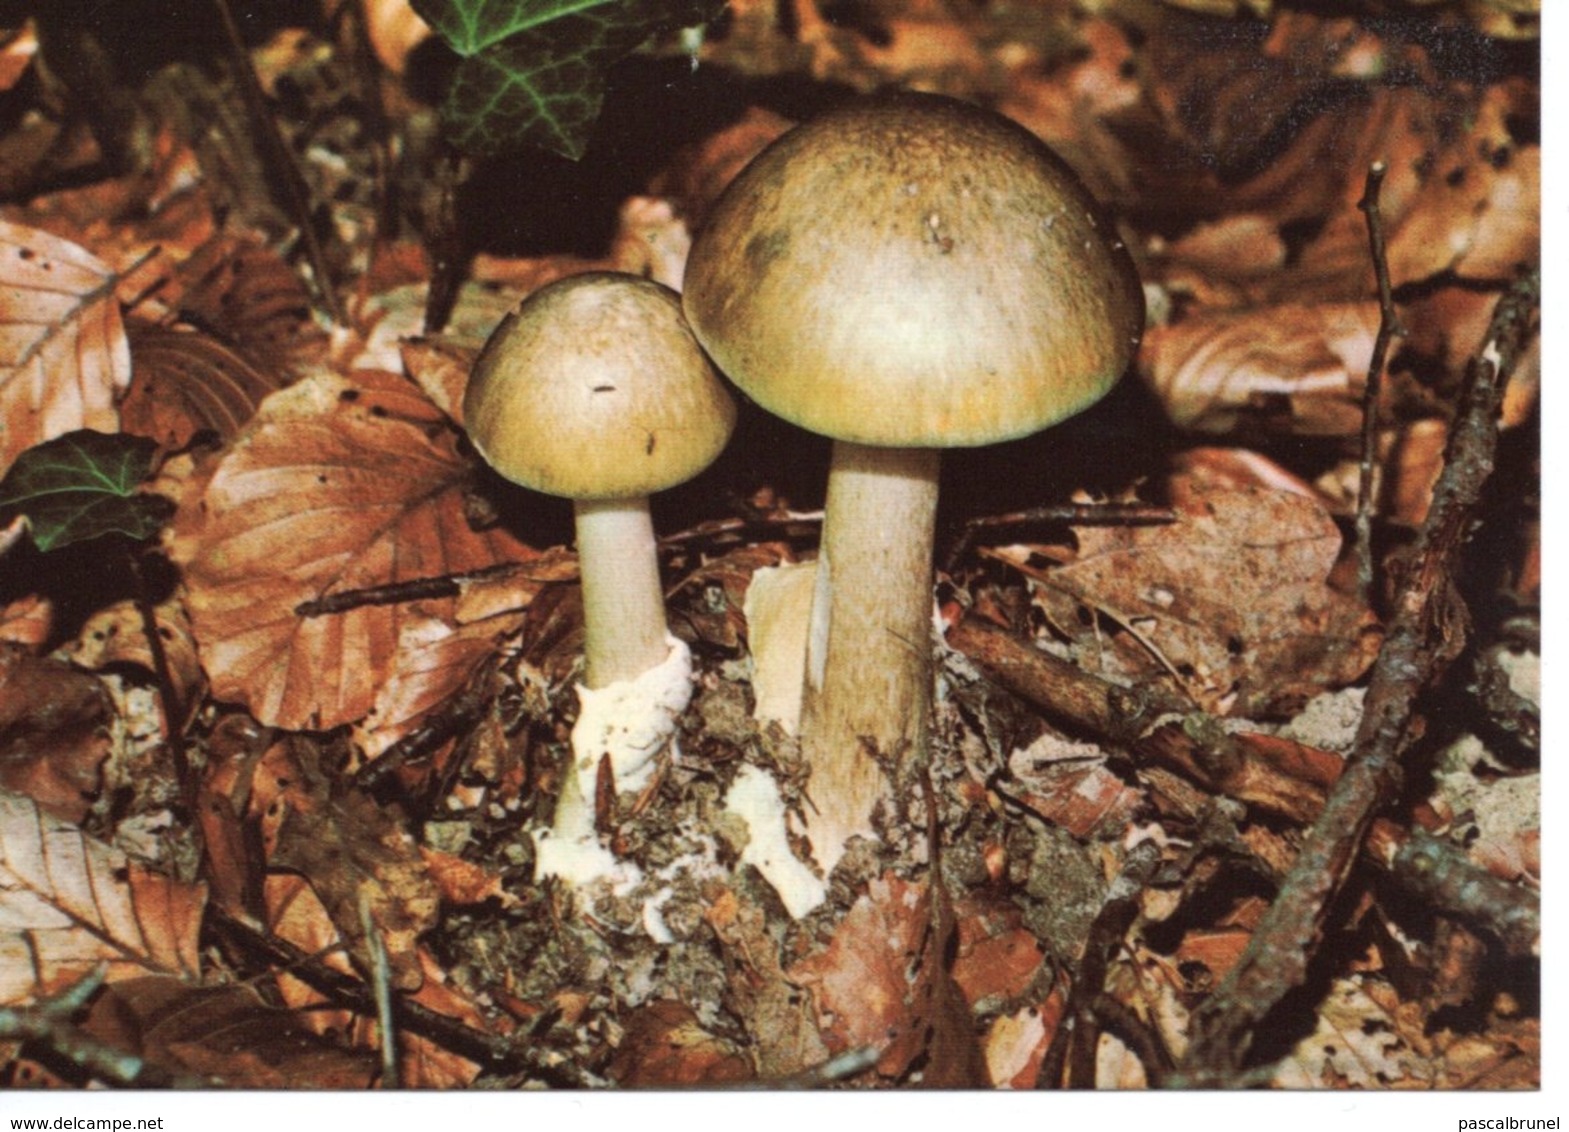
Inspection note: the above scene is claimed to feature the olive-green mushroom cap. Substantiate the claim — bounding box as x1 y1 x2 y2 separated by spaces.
682 92 1144 449
464 272 736 500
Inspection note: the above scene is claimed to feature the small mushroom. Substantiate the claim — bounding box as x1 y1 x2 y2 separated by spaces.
464 271 736 882
683 93 1144 872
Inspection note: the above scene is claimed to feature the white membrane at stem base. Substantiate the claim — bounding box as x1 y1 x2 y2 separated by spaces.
742 560 817 734
533 636 693 886
723 764 826 918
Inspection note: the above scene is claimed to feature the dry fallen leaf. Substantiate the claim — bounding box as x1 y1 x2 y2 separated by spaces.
605 999 754 1086
1140 301 1379 436
0 789 205 1002
0 221 131 469
169 367 535 734
1034 485 1379 717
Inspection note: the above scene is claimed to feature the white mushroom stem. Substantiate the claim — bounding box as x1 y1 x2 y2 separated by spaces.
799 441 939 873
574 497 670 690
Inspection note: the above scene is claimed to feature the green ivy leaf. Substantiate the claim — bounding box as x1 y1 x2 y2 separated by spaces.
0 432 174 553
413 0 724 159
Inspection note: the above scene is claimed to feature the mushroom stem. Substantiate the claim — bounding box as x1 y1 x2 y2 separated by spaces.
800 441 939 871
573 497 669 689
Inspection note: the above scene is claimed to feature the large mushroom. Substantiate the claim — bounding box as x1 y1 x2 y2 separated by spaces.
464 271 736 883
682 92 1144 872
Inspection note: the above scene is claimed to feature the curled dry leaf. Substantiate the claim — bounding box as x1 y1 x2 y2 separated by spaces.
169 368 535 733
1139 301 1379 436
0 789 205 1002
0 645 111 823
1034 485 1379 717
0 221 131 469
122 323 284 450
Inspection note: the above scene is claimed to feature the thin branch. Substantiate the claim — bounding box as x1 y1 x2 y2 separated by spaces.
1175 270 1538 1085
296 563 521 618
1354 161 1407 599
942 501 1175 574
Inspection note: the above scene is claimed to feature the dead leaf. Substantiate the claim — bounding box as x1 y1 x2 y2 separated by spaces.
121 323 283 450
787 873 986 1085
605 999 754 1086
0 789 205 1002
1140 301 1379 436
355 609 525 763
1004 731 1142 840
83 975 377 1088
1386 79 1539 284
1273 976 1434 1088
420 846 518 908
0 221 131 469
169 367 535 733
1036 485 1379 717
0 645 111 822
0 594 52 649
268 768 439 992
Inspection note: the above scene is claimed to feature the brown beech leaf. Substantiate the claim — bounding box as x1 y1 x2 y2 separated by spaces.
122 323 284 450
175 239 328 380
83 975 377 1088
356 606 526 763
605 999 755 1086
0 593 52 648
0 789 205 1003
419 847 517 908
1140 301 1379 436
169 367 535 732
788 872 985 1085
789 875 927 1073
263 875 486 1088
0 221 131 469
1004 732 1143 841
0 645 111 823
1041 485 1379 717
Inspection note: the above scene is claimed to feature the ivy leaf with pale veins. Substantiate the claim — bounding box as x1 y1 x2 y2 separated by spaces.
0 431 172 552
413 0 724 159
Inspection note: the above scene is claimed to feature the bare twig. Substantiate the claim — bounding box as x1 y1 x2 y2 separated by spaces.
1175 271 1538 1085
942 501 1175 574
296 562 522 617
1366 820 1539 959
1354 161 1407 599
